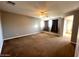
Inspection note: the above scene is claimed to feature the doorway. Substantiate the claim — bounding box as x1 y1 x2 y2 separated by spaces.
63 15 74 40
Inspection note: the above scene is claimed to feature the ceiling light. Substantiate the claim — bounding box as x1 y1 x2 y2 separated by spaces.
40 11 48 17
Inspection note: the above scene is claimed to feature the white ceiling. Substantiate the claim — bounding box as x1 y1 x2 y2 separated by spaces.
0 1 79 18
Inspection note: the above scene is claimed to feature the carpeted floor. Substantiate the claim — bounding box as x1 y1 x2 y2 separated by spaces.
1 32 75 57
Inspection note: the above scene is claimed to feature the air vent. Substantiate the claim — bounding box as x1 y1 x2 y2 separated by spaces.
7 1 16 6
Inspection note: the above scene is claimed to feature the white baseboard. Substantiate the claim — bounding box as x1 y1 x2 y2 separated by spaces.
0 48 2 54
71 41 77 45
0 48 1 54
4 32 40 40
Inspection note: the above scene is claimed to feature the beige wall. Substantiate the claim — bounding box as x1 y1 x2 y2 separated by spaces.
67 10 79 57
71 14 79 43
73 12 79 57
1 11 41 40
75 28 79 57
0 12 3 54
58 18 64 36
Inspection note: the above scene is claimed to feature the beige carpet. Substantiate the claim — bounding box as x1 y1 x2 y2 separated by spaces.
1 32 75 57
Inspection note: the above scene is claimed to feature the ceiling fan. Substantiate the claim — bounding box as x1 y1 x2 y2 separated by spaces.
7 1 16 6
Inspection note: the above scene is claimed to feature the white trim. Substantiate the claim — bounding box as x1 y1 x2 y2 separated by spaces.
0 42 3 54
71 41 79 45
0 48 2 54
4 32 40 40
71 41 79 46
71 41 77 45
0 48 1 54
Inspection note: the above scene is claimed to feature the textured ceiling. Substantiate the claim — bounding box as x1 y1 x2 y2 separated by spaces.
0 1 79 18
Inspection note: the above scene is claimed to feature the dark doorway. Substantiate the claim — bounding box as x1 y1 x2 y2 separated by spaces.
51 19 58 33
44 20 49 31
